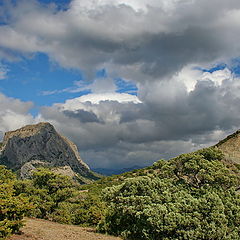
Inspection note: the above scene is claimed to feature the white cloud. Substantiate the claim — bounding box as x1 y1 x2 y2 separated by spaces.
2 0 240 168
65 93 141 105
70 0 181 13
202 68 233 86
0 26 43 53
2 0 240 79
172 66 233 92
37 70 240 168
0 93 34 137
42 76 137 100
88 77 117 93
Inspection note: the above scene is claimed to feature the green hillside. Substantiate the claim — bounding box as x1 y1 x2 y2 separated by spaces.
2 147 240 239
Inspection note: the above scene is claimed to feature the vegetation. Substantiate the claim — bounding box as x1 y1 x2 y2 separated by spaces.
98 148 240 239
0 161 147 239
13 168 105 226
2 147 240 240
0 166 31 239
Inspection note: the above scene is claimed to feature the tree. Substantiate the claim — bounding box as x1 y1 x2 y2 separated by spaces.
16 168 105 226
0 166 31 239
99 148 240 240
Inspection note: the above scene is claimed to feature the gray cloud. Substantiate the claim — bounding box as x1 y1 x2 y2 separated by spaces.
1 0 240 79
37 69 240 168
63 109 103 123
2 0 240 168
0 93 34 136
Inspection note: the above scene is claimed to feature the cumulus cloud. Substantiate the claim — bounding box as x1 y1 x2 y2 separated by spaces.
1 0 240 80
0 93 34 137
63 93 141 105
36 67 240 168
2 0 240 168
170 65 233 92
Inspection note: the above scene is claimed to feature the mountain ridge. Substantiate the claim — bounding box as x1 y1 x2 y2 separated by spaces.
216 129 240 165
0 122 99 183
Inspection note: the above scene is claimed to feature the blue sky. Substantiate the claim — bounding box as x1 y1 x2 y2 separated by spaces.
1 0 240 168
1 53 82 104
0 51 137 116
0 49 232 114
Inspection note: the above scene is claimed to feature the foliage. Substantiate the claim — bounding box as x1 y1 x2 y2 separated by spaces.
15 168 105 226
0 166 32 239
2 146 240 240
99 148 240 239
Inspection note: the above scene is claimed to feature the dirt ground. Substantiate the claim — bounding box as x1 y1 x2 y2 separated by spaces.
8 218 122 240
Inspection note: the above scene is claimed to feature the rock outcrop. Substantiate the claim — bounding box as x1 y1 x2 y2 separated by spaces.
216 130 240 164
0 122 98 181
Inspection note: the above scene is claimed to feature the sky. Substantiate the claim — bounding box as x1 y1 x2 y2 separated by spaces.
1 0 240 169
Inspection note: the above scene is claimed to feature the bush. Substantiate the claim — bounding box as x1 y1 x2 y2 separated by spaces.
99 148 240 240
16 168 105 226
0 166 31 239
100 177 240 239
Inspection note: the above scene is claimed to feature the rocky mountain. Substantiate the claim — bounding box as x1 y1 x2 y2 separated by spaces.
0 122 99 182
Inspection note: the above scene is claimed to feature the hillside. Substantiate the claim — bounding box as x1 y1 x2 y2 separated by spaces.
8 218 122 240
216 130 240 165
2 129 240 239
89 129 240 185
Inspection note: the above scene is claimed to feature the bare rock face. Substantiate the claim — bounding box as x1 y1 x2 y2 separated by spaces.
216 130 240 164
20 160 49 179
0 122 95 180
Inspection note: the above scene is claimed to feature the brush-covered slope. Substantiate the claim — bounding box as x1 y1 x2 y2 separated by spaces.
216 130 240 165
94 147 240 240
3 129 240 240
0 122 99 182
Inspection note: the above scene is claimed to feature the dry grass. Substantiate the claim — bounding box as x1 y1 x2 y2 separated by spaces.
8 218 122 240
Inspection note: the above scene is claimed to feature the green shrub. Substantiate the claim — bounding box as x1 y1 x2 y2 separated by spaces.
99 148 240 240
100 177 240 239
15 168 105 226
0 166 31 239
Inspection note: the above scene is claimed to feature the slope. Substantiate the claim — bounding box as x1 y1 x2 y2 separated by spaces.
8 218 122 240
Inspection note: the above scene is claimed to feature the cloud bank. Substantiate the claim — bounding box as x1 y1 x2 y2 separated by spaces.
37 68 240 168
1 0 240 168
1 0 240 78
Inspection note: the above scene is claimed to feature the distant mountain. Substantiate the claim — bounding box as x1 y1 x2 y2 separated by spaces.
0 122 99 183
93 165 145 176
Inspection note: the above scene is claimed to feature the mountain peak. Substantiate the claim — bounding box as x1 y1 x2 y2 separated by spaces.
3 122 54 142
0 122 98 182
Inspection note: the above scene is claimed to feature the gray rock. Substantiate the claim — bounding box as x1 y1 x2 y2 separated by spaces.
0 122 96 181
20 160 50 179
216 130 240 164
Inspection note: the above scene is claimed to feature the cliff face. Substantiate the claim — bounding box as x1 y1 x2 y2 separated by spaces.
216 130 240 164
0 122 96 181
